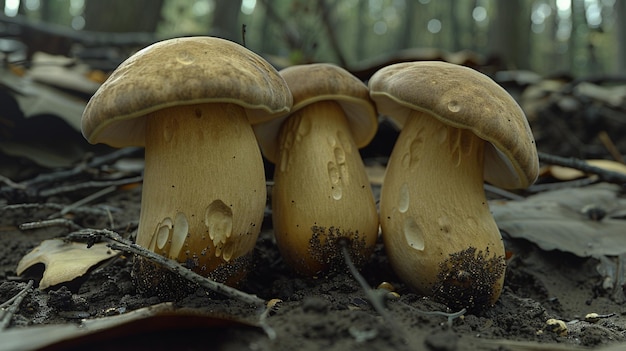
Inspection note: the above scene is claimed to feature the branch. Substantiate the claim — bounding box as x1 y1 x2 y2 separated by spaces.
538 151 626 184
317 0 348 67
67 229 266 308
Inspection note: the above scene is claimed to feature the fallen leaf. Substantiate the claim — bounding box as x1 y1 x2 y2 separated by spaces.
491 183 626 257
16 239 120 289
0 303 260 351
575 81 626 107
28 52 101 95
547 159 626 181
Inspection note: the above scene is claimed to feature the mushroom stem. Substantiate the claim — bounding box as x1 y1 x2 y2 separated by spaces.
136 103 266 284
272 100 378 275
380 110 505 310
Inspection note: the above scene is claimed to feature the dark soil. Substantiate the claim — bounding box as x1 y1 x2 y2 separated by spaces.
2 154 626 351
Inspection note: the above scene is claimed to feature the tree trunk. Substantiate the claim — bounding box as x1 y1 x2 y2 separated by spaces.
615 0 626 73
487 0 530 70
448 0 460 51
396 0 416 49
569 0 585 74
212 0 243 42
355 0 368 58
83 0 163 32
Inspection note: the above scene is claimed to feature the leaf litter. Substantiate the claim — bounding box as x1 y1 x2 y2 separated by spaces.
492 183 626 257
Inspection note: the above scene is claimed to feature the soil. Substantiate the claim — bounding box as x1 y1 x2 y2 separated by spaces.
3 97 626 350
2 151 626 351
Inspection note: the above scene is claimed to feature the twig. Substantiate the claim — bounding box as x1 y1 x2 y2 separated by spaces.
68 229 265 307
67 228 279 338
67 229 266 308
398 300 466 327
3 202 110 216
24 147 142 188
538 151 626 184
259 299 282 340
112 242 266 307
56 185 117 217
0 174 25 190
4 203 66 211
0 280 33 330
597 131 625 164
527 176 598 193
19 218 82 231
39 175 142 197
341 240 465 329
340 240 404 337
241 24 247 48
0 147 142 199
484 184 525 201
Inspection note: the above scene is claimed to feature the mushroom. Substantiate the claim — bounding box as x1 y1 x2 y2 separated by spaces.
368 61 539 311
81 37 292 289
253 63 379 275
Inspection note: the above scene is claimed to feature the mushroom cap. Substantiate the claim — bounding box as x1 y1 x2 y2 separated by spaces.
253 63 378 163
369 61 539 189
81 36 292 147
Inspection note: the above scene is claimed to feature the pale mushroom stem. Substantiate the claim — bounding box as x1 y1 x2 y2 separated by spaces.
380 110 505 309
272 100 379 275
136 103 266 283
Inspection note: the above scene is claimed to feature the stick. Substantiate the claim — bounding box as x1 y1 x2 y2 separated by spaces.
0 147 143 198
52 185 116 217
68 229 279 339
597 131 625 164
0 175 25 190
483 184 525 201
68 229 266 308
19 218 82 231
39 176 142 197
25 147 142 188
398 301 466 327
339 240 404 336
0 280 33 330
341 240 466 328
4 202 110 217
538 151 626 184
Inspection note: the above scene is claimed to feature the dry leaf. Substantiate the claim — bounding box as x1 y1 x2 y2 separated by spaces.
16 238 120 289
575 82 626 107
491 183 626 257
547 159 626 181
28 52 101 95
0 303 260 351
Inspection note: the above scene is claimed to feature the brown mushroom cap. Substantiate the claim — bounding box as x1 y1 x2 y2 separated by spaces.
81 36 292 147
369 61 539 189
254 63 378 163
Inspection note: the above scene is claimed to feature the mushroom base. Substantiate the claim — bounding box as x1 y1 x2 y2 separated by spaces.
131 253 252 300
271 101 379 276
134 103 266 287
380 110 505 311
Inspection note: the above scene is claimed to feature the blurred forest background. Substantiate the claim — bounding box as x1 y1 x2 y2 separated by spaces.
0 0 624 77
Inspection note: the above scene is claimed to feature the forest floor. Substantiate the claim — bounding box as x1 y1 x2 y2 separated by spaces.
3 152 626 351
3 76 626 351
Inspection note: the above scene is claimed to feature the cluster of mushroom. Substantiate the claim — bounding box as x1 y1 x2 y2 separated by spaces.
81 37 538 312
